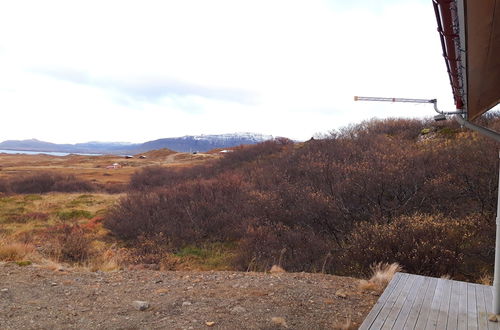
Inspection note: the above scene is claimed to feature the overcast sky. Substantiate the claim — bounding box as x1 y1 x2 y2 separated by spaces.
0 0 464 143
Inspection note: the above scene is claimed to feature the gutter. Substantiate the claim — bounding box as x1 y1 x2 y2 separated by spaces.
454 115 500 143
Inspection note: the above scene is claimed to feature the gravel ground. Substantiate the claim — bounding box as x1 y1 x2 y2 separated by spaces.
0 262 378 329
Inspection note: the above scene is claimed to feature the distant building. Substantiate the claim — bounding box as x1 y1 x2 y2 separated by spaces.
106 163 121 169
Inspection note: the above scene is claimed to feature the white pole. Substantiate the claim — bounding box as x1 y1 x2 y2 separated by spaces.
494 150 500 314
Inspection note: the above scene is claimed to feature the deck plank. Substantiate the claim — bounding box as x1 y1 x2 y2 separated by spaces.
468 282 479 330
447 280 462 330
362 274 496 329
435 278 452 330
414 276 439 329
483 286 499 330
425 278 447 329
369 273 410 330
392 275 425 329
475 284 489 330
404 275 433 330
381 273 417 329
458 281 468 330
359 272 404 330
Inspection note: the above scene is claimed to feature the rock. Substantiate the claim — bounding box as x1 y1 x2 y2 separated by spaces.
1 288 8 292
50 282 58 287
205 321 216 326
132 300 150 311
182 301 192 306
230 306 246 314
271 317 288 328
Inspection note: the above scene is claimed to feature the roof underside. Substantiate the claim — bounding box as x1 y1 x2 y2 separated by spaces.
434 0 500 120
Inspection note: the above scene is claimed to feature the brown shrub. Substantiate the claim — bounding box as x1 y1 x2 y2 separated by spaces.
233 223 335 273
217 139 293 171
129 166 182 191
101 182 128 194
127 234 172 265
46 224 94 263
105 174 249 246
9 172 96 194
343 213 491 279
108 116 500 279
0 178 10 193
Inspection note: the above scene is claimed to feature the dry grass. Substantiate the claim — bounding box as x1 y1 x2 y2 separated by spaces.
0 240 35 261
359 262 402 292
0 192 127 271
84 248 127 272
0 152 218 184
270 316 288 328
479 273 493 286
0 153 222 272
333 317 355 330
270 265 286 274
37 259 67 272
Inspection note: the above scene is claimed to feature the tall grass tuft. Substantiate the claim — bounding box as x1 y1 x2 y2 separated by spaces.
359 262 402 292
0 240 34 261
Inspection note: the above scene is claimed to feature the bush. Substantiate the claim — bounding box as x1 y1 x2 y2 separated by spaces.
342 213 492 279
233 223 335 273
105 174 249 247
8 173 96 194
217 139 293 171
129 166 180 191
0 178 10 193
47 224 93 263
109 116 500 279
129 164 219 191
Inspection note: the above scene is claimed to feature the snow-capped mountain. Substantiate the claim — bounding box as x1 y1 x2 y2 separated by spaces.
189 133 273 142
138 133 274 153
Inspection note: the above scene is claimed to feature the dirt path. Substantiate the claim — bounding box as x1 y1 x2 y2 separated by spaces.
0 263 377 329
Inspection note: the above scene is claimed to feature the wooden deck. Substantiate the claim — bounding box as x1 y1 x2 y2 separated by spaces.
360 272 499 329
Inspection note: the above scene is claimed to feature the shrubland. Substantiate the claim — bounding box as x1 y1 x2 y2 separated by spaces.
2 115 499 281
102 114 500 281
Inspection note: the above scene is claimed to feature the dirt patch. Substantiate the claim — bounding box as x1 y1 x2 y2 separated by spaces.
0 263 377 329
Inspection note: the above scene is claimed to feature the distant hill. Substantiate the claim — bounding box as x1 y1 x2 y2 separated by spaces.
0 133 274 154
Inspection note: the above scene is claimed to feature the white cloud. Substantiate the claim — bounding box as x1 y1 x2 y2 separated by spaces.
0 0 454 143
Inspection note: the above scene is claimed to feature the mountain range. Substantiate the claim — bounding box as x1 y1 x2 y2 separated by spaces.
0 133 274 154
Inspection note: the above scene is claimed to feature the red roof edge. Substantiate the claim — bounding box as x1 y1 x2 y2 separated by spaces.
432 0 464 110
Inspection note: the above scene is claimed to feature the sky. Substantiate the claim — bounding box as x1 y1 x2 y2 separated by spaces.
0 0 466 143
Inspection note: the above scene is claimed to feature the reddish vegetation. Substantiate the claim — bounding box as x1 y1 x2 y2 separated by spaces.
104 115 500 281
